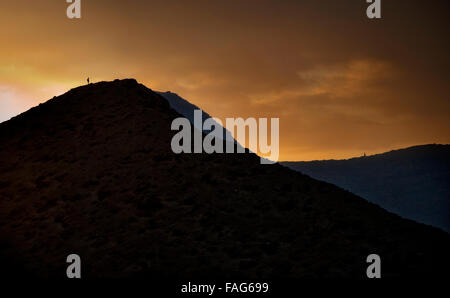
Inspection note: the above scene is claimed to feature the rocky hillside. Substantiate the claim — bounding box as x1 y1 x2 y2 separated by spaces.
0 79 448 279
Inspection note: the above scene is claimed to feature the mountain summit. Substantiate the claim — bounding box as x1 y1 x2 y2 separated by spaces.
0 79 448 279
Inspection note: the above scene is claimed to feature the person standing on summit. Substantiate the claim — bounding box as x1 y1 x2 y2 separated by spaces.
87 77 90 84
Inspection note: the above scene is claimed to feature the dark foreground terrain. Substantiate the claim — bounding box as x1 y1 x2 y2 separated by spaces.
0 79 448 279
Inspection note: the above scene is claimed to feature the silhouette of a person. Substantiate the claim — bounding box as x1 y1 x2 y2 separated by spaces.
87 77 90 84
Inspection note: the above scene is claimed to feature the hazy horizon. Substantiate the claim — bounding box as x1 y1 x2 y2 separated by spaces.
1 79 448 162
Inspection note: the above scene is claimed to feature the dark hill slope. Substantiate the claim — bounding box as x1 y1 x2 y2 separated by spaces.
0 79 448 279
282 145 450 232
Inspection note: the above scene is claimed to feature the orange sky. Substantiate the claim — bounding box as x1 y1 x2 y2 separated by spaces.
0 0 449 161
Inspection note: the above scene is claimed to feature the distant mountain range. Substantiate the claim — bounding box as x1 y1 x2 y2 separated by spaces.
0 80 448 279
282 145 450 233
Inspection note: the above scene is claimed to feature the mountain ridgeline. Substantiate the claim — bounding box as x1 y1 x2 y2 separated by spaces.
282 145 450 233
0 79 448 279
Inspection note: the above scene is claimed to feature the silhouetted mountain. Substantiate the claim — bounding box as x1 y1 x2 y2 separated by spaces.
282 145 450 232
0 79 448 279
157 91 235 142
157 91 212 130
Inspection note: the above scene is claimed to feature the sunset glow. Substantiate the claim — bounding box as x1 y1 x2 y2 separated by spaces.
1 0 449 160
